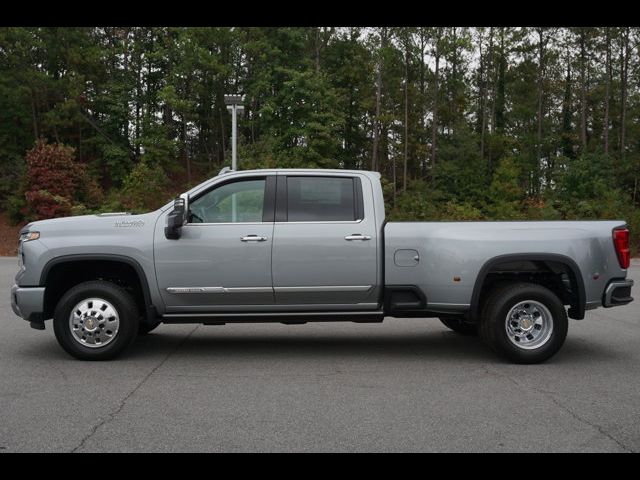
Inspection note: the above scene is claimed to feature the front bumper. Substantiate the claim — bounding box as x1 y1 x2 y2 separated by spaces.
603 279 634 307
11 284 45 322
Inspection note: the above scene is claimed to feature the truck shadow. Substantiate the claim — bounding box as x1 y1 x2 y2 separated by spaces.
134 330 491 361
127 327 621 364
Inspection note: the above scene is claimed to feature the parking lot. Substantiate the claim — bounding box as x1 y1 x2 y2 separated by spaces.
1 256 638 452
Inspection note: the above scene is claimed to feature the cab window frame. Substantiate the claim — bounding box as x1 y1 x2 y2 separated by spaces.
275 175 364 223
186 175 276 225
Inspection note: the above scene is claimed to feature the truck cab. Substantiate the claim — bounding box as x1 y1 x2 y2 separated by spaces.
156 169 383 315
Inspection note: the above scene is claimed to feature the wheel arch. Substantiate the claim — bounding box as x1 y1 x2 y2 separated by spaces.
469 253 586 321
40 254 156 322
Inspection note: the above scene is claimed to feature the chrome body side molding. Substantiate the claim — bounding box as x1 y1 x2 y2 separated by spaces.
166 286 273 294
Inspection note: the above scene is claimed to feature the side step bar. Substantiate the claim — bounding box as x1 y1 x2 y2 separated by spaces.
162 310 385 325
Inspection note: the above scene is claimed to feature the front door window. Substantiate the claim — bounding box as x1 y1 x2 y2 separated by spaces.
188 179 266 223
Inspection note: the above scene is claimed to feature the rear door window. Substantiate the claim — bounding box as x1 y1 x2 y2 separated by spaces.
286 177 358 222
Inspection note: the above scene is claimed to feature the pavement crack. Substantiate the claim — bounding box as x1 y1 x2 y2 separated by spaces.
70 325 199 453
526 385 635 453
481 364 635 453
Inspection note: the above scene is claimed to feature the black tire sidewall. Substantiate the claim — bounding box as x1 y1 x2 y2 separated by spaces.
53 281 139 360
484 284 568 364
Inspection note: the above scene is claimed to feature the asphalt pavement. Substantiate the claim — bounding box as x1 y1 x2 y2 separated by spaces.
1 256 639 452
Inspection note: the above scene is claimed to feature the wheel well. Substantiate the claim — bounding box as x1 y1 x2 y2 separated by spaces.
42 259 148 320
471 256 585 321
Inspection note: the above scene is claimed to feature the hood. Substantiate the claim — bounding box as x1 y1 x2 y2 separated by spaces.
23 211 161 236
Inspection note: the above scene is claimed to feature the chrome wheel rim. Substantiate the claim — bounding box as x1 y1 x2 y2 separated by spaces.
505 300 553 350
68 298 120 348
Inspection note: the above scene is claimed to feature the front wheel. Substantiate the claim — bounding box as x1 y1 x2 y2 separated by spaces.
479 283 568 364
53 280 139 360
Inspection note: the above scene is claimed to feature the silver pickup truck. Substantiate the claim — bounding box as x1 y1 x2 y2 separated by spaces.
11 168 634 363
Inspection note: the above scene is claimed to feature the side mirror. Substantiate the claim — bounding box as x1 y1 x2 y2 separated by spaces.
165 194 188 240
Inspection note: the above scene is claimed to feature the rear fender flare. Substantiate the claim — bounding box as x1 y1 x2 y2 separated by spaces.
469 253 586 321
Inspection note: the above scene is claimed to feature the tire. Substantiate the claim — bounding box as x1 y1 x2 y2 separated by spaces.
439 316 478 336
53 280 139 360
138 321 160 335
479 282 568 364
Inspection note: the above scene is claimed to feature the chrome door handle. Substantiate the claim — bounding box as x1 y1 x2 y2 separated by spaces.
345 234 371 241
241 235 268 242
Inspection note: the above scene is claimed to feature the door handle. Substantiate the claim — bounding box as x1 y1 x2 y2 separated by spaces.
241 235 268 242
345 234 371 241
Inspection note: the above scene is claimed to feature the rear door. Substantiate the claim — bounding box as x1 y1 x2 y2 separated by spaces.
271 173 378 308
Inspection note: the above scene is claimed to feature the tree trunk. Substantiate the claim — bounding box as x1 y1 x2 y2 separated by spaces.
579 29 588 152
184 118 191 183
122 28 131 141
219 97 227 163
431 30 441 183
381 123 389 180
603 27 611 156
314 27 321 73
30 92 39 140
135 57 142 159
392 150 397 207
536 28 545 171
536 28 548 195
403 42 409 192
372 28 386 172
372 61 381 171
495 28 506 133
419 29 427 177
450 27 458 121
250 96 257 144
478 30 485 155
483 28 493 175
620 27 629 158
561 59 573 159
345 87 354 169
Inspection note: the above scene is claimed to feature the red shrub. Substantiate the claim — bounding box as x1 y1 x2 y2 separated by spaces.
23 140 86 220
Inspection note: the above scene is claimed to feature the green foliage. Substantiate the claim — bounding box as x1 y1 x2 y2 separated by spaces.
552 154 615 208
440 201 485 221
6 194 27 225
388 179 484 222
96 142 131 185
487 157 525 219
118 160 169 212
436 123 488 204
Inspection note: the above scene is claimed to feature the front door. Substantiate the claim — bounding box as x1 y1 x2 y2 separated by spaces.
154 175 275 312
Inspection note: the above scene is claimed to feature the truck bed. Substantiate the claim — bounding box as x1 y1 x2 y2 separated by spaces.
384 220 628 315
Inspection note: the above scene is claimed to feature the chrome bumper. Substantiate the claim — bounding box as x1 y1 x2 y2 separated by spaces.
603 279 634 307
11 284 45 322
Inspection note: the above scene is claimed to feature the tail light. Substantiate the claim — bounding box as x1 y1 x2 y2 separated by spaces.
613 227 630 269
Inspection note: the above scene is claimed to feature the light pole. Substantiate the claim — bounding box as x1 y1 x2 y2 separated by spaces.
224 94 245 171
224 94 244 221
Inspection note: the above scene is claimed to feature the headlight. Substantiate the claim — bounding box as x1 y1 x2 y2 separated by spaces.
19 231 40 242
